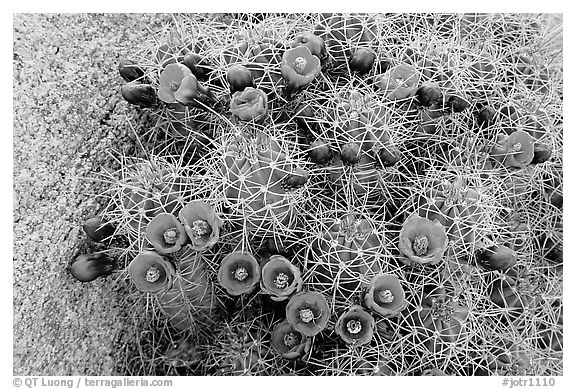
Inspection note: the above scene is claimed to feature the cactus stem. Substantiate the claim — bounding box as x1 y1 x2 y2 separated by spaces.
146 266 161 283
346 319 362 334
413 235 429 256
283 332 298 347
299 308 314 323
233 267 249 281
163 228 179 244
274 273 289 289
379 289 395 304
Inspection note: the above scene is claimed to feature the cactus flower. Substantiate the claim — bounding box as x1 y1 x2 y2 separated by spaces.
375 64 420 100
229 87 268 123
335 305 375 347
281 45 321 97
260 255 303 301
503 130 534 168
217 251 261 296
173 74 216 110
70 253 116 282
270 319 312 360
128 251 175 294
178 200 223 251
398 216 449 265
286 291 330 337
364 274 407 317
290 32 327 62
145 213 188 255
157 63 193 104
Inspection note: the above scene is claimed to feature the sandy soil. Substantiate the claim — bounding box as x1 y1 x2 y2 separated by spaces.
13 13 168 375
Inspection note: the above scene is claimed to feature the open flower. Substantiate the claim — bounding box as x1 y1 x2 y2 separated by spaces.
178 200 223 251
230 87 268 123
398 216 448 265
504 130 534 168
260 255 303 301
286 291 330 337
158 63 193 104
128 251 175 294
364 274 407 317
217 251 261 296
290 32 326 62
281 46 321 96
375 64 420 100
335 305 375 347
270 319 312 360
145 213 188 254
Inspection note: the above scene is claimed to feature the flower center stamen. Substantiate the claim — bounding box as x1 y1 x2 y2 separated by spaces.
379 289 395 304
283 332 298 347
274 273 290 289
146 266 161 283
413 235 430 256
299 308 314 323
346 319 362 334
191 220 212 238
169 80 181 92
294 57 307 74
233 267 249 281
163 227 179 244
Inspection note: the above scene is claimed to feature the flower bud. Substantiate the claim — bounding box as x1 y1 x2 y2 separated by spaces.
476 245 517 271
118 59 146 82
415 84 443 107
447 95 470 113
340 142 361 165
478 106 496 127
183 52 211 80
531 142 553 164
227 64 254 94
349 47 376 74
82 216 115 242
376 145 401 167
121 81 157 107
70 253 116 282
308 140 332 165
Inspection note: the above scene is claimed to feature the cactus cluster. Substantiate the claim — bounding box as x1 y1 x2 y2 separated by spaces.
73 13 562 376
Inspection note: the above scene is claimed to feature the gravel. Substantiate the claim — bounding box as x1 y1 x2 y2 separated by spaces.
13 13 169 375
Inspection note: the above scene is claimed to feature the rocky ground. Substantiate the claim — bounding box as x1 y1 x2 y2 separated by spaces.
12 13 170 375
